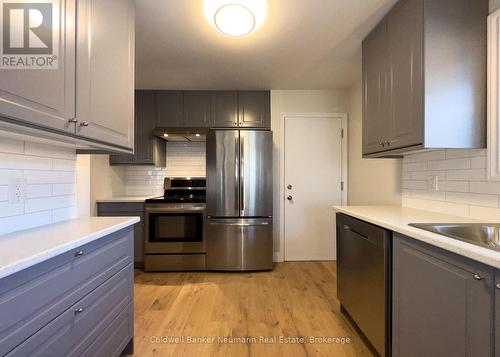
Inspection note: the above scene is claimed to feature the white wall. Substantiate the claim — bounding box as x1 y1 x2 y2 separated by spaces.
347 81 402 205
89 155 126 215
0 137 78 235
271 90 350 259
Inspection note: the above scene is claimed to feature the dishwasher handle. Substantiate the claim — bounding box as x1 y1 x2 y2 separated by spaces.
343 224 387 249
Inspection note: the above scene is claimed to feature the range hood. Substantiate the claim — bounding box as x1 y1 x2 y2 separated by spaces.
153 128 207 142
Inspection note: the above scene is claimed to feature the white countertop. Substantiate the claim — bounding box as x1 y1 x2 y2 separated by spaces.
0 216 140 279
95 196 157 203
333 205 500 269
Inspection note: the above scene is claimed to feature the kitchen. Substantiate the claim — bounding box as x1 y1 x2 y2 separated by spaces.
1 0 500 356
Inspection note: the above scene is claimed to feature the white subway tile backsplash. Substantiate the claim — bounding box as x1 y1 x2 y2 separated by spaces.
427 158 471 170
471 156 487 169
445 169 487 181
0 153 52 170
0 138 77 236
446 192 498 208
0 138 24 154
123 142 206 196
0 186 7 201
0 169 23 184
402 149 500 220
27 184 52 199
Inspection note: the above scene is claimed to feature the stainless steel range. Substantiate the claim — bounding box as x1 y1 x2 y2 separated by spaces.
144 178 207 271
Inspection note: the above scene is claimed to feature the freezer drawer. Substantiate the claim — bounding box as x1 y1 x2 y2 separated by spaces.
206 218 273 271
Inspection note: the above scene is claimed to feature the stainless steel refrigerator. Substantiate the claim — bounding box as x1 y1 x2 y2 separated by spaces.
206 129 273 271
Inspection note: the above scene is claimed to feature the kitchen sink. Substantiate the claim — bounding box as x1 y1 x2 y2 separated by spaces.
408 223 500 251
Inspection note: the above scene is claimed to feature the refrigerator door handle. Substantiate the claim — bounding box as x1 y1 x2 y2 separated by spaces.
209 222 269 227
240 132 245 216
235 133 240 213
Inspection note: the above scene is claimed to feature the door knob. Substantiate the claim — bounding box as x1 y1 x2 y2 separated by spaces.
287 195 293 201
287 185 293 190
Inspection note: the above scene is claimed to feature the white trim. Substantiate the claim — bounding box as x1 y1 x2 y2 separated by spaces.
488 10 500 181
276 112 348 263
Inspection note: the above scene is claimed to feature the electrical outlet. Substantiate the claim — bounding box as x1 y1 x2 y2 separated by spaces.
428 175 439 191
9 178 27 204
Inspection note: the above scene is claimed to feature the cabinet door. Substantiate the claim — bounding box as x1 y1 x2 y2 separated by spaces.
155 90 183 127
76 0 134 149
387 0 424 150
0 0 75 133
184 91 212 127
496 270 500 355
212 91 238 128
362 19 388 155
393 236 493 357
238 91 271 128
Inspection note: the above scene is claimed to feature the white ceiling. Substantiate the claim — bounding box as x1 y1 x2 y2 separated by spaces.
135 0 397 90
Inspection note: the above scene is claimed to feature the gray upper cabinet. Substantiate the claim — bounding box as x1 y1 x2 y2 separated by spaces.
393 235 493 357
155 91 183 127
213 91 238 128
386 0 423 151
362 19 388 155
184 91 213 127
76 0 135 150
110 91 166 166
238 91 271 128
0 0 76 134
362 0 487 157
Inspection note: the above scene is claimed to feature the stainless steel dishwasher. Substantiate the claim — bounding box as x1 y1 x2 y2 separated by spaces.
336 213 392 357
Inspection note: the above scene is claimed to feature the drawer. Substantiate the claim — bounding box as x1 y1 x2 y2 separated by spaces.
81 302 133 357
0 228 133 356
7 264 133 357
97 202 144 214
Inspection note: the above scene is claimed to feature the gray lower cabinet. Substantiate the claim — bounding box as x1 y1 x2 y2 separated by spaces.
0 227 134 357
110 91 166 166
393 234 493 357
97 202 145 266
496 271 500 356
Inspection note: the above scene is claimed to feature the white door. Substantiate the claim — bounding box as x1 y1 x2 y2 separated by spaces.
284 115 343 261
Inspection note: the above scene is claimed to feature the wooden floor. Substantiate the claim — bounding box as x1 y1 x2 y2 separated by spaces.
133 262 374 357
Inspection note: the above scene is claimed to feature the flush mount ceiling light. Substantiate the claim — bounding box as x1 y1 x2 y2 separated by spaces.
204 0 267 38
214 4 255 37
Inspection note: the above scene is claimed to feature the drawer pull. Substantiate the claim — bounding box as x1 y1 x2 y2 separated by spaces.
74 308 84 314
74 250 84 257
496 283 500 289
473 274 482 281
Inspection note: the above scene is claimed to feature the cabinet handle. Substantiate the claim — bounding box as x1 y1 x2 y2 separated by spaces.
473 274 482 281
74 250 84 257
74 308 84 314
79 121 89 127
496 283 500 289
68 118 77 123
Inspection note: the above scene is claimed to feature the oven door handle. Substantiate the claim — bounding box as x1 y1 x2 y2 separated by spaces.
146 206 205 213
209 222 269 227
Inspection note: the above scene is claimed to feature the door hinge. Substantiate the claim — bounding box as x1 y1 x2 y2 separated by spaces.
341 181 344 191
341 128 344 138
